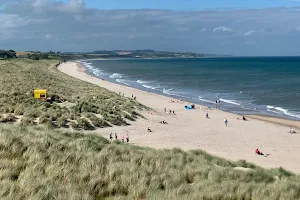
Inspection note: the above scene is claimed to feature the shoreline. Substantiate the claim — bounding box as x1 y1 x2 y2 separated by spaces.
79 58 300 121
79 59 300 124
58 61 300 173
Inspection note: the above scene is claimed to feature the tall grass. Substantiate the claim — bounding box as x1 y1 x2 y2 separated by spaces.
0 124 299 200
0 59 145 129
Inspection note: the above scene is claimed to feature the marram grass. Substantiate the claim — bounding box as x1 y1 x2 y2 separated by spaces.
0 59 145 129
0 124 299 200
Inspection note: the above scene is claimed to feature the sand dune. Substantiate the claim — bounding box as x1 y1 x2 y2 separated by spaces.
58 61 300 173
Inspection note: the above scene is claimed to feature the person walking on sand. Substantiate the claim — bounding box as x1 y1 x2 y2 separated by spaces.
115 133 118 140
126 134 129 143
224 118 228 126
121 135 124 143
206 112 209 118
109 133 113 141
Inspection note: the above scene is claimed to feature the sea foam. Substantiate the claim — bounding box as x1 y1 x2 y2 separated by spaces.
110 73 123 79
219 98 241 106
266 105 300 119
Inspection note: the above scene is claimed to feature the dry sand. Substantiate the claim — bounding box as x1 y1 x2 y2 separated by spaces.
58 61 300 173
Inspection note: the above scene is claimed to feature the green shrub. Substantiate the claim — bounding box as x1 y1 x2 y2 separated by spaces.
105 115 127 126
39 116 51 124
76 117 94 130
57 116 68 128
20 117 35 125
124 113 135 121
14 106 25 115
86 113 110 128
24 110 40 118
70 121 79 130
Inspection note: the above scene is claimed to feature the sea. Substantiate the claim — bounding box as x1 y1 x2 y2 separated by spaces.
79 57 300 120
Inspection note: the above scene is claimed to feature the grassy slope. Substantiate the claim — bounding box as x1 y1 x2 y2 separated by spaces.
0 124 300 200
0 59 300 199
0 59 144 129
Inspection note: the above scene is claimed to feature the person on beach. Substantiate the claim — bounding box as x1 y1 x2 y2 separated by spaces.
289 126 296 134
224 118 228 126
164 108 166 113
243 116 247 121
159 120 168 124
206 112 209 118
255 148 266 156
109 133 113 141
121 135 124 143
147 127 152 132
215 100 219 109
115 133 118 140
126 134 129 143
132 94 133 98
173 110 175 115
134 96 136 100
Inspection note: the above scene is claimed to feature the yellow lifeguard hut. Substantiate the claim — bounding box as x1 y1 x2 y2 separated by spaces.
34 89 47 99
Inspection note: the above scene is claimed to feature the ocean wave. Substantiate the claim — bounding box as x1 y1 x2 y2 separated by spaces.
163 88 191 99
82 63 93 69
91 69 104 76
80 61 105 76
137 80 150 84
116 79 130 86
198 96 215 104
142 84 161 90
266 105 300 119
110 73 123 79
219 98 241 106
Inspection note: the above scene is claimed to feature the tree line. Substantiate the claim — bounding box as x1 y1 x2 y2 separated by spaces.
0 50 16 59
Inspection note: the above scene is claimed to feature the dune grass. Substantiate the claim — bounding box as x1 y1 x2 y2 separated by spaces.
0 124 299 200
0 59 145 129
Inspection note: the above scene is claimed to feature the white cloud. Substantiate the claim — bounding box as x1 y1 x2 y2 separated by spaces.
1 1 300 55
243 29 265 36
213 26 233 32
243 30 255 36
56 0 85 13
0 14 30 29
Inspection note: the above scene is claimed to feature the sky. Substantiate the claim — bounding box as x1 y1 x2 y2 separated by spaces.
82 0 300 10
1 0 300 56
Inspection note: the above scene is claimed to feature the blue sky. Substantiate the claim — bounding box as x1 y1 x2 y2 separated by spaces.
1 0 300 55
70 0 300 10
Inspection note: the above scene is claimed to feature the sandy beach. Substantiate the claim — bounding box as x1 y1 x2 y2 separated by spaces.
58 61 300 173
